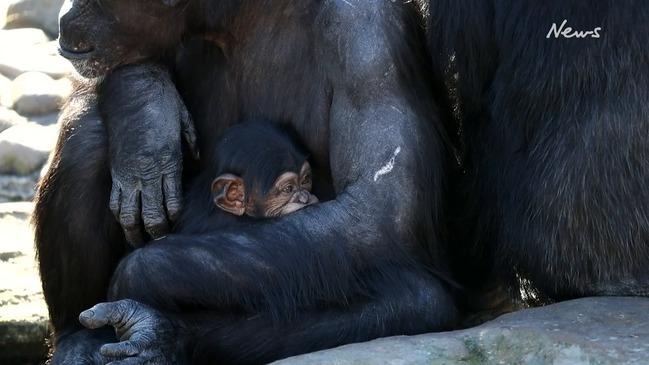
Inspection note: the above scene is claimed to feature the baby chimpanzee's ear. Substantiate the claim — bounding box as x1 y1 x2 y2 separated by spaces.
212 174 246 216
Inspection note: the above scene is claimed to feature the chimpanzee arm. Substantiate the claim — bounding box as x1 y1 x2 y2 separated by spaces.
99 64 198 246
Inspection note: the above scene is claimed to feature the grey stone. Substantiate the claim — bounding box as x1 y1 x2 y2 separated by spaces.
0 28 50 47
0 41 74 79
0 174 37 202
0 202 48 365
29 112 59 126
3 0 65 36
0 73 10 107
0 122 58 174
277 297 649 365
0 2 6 29
0 106 26 133
11 72 70 115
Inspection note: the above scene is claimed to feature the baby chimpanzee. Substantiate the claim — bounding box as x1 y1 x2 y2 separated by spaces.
173 121 318 234
177 121 319 233
210 122 319 218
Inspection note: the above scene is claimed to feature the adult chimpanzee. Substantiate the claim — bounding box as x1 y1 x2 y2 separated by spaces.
427 1 649 302
34 0 456 364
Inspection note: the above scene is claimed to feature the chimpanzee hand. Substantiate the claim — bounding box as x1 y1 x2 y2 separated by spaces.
79 299 182 365
101 64 199 246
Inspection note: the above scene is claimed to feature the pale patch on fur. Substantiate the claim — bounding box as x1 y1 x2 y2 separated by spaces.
373 147 401 182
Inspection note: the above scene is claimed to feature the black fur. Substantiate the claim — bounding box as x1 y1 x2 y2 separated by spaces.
35 0 457 363
427 0 649 302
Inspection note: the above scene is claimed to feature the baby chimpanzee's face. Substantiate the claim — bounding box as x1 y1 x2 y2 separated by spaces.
212 161 318 218
262 161 318 217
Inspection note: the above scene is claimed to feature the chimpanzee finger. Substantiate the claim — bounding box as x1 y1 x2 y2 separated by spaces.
106 357 144 365
100 341 140 358
109 183 121 220
141 179 169 238
180 101 199 160
79 301 130 329
120 190 144 247
163 174 182 223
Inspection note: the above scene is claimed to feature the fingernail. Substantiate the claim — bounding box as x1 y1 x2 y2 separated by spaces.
80 310 95 319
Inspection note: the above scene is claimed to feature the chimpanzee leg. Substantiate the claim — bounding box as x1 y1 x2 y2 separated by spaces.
48 328 114 365
188 271 455 364
33 89 127 342
106 258 456 365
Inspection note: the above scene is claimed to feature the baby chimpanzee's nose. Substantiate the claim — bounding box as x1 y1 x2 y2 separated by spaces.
298 191 310 204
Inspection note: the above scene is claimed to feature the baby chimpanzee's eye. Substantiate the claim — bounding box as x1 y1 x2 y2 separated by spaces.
282 184 295 194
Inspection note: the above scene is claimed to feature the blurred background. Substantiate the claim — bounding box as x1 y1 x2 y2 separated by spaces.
0 0 70 363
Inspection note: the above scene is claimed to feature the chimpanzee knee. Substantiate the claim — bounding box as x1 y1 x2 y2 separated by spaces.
108 242 181 308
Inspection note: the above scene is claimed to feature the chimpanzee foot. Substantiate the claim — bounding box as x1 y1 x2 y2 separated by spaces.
50 328 115 365
79 299 184 365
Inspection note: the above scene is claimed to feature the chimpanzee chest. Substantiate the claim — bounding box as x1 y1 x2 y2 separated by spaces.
174 19 334 197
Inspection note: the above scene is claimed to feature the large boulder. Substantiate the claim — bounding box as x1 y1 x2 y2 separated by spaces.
29 112 59 126
0 174 37 202
0 40 73 79
0 202 48 365
277 297 649 365
0 73 10 107
0 106 26 133
10 72 71 115
0 122 58 174
0 28 50 47
0 1 7 29
3 0 64 36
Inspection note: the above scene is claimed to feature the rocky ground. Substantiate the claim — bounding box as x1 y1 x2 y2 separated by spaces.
0 0 70 205
0 202 47 365
0 1 67 363
277 297 649 365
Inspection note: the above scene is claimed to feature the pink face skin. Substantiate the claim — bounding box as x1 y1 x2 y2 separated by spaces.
212 161 319 218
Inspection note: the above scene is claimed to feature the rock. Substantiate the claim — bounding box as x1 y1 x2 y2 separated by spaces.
0 122 58 175
0 41 73 79
11 72 70 115
29 112 59 126
0 28 50 47
0 174 38 202
277 297 649 365
0 106 26 133
0 73 10 107
0 202 48 365
0 2 6 29
3 0 65 36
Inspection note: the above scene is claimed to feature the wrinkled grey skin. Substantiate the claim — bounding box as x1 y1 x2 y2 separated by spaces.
50 301 179 365
101 65 198 246
79 300 182 365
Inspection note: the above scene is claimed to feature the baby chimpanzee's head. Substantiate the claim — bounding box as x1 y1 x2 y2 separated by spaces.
210 121 319 218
